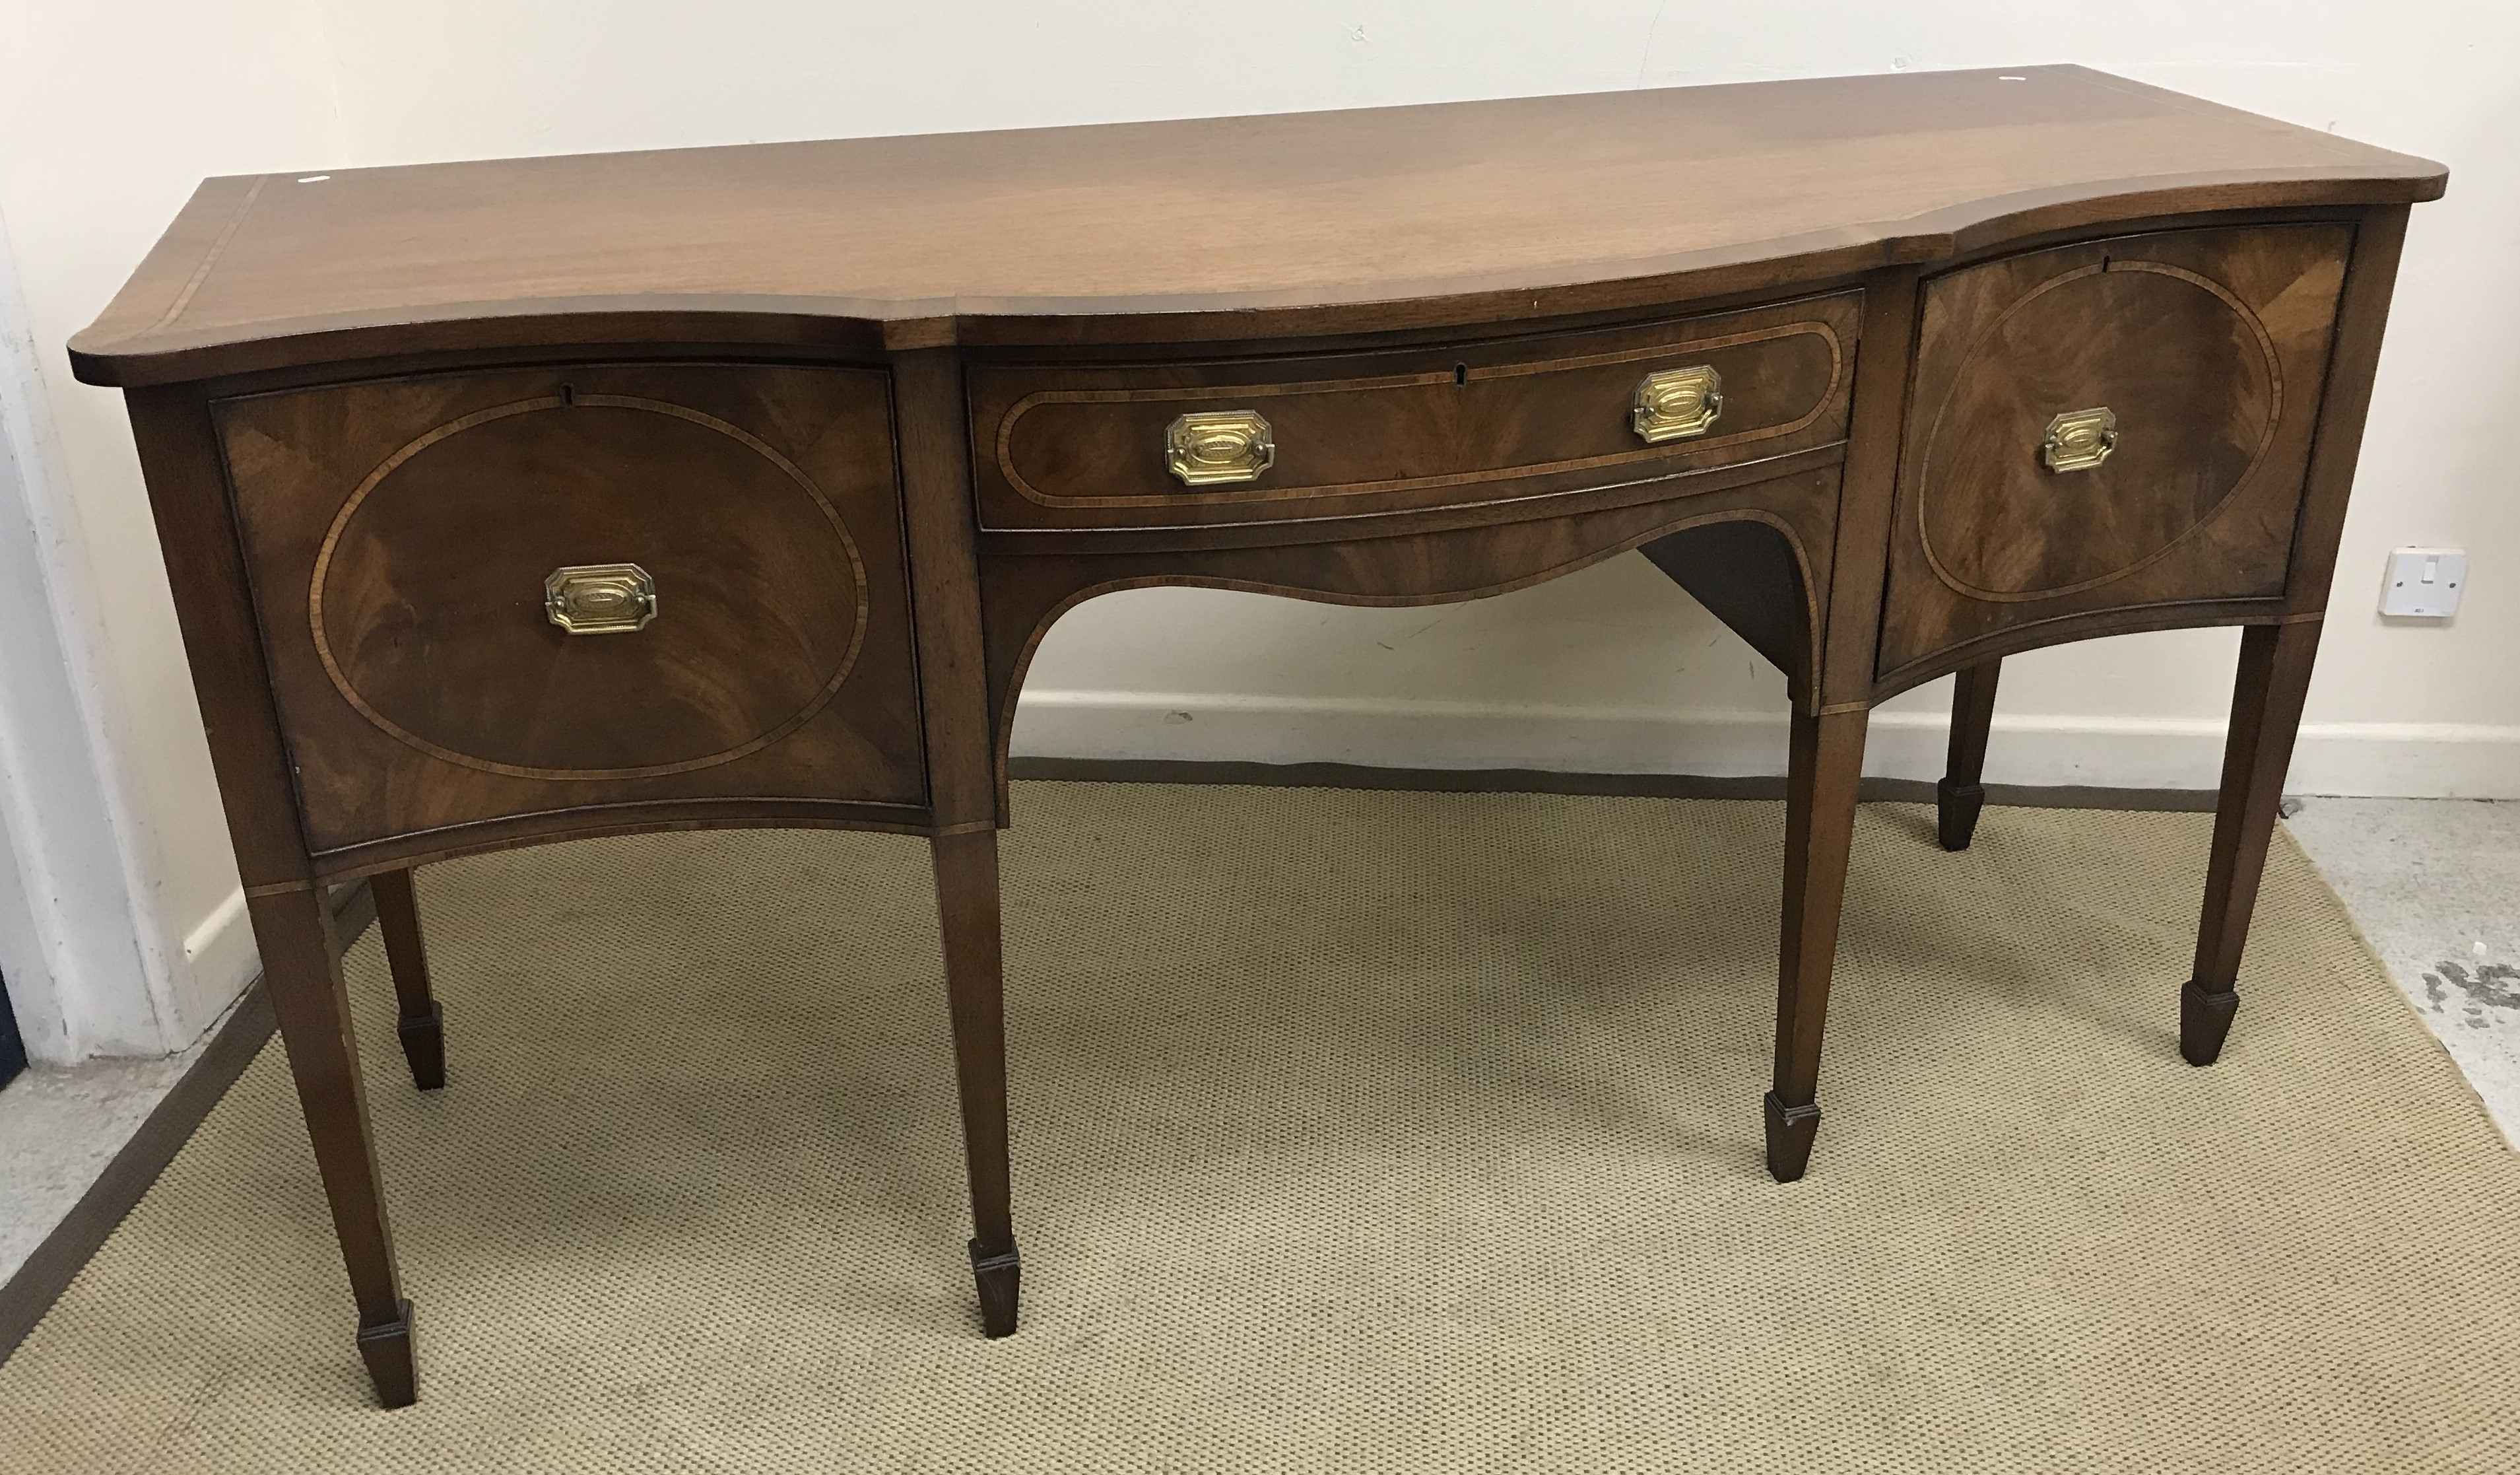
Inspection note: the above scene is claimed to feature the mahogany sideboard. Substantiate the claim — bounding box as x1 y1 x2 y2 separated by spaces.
69 67 2443 1406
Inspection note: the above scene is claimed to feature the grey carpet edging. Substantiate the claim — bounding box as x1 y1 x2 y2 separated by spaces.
1007 756 2225 811
0 883 373 1367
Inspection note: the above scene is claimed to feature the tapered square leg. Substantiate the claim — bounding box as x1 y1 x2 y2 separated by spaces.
932 830 1021 1337
354 1299 418 1409
968 1239 1022 1338
1763 1091 1824 1183
1768 706 1869 1183
372 869 445 1091
1933 778 1985 854
395 1004 445 1093
2183 621 2321 1066
248 886 418 1406
1936 660 2001 852
2179 980 2242 1067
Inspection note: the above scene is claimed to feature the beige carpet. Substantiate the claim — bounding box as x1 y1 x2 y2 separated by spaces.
3 784 2515 1473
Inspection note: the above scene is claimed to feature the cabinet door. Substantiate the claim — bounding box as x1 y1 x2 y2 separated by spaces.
1876 224 2350 685
216 362 926 868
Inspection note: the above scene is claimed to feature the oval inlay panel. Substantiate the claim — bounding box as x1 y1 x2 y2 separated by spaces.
310 395 868 780
1917 261 2282 602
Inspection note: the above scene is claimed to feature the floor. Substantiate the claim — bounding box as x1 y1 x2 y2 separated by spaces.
0 1027 209 1283
9 794 2514 1474
1 794 2512 1299
2283 796 2520 1145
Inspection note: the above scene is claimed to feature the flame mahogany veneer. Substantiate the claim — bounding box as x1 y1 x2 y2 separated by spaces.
71 66 2442 1406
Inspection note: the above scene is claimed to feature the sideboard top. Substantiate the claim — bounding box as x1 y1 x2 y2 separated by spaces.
70 65 2442 384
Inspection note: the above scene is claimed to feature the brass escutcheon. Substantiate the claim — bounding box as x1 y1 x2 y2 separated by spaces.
545 563 657 635
1164 410 1275 487
1631 364 1725 443
2040 406 2119 473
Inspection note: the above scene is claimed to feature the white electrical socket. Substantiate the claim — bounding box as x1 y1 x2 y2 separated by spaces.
2379 547 2467 619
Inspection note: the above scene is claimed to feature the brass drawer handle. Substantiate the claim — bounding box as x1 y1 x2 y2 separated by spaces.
1165 410 1275 486
2041 407 2118 473
1632 364 1725 443
545 563 657 635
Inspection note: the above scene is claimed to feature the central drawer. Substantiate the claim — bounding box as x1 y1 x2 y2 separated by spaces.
968 292 1859 532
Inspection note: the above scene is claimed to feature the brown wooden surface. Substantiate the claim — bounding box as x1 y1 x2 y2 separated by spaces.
982 469 1844 807
1766 707 1869 1183
2183 619 2325 1066
1937 661 2003 852
125 379 420 1404
892 349 1003 835
976 442 1847 563
1638 520 1814 691
253 868 416 1404
215 360 929 869
121 386 320 893
969 292 1855 532
370 869 444 1091
931 830 1019 1335
1875 223 2351 685
68 67 2440 384
75 66 2444 1392
2283 207 2413 612
1816 267 1923 710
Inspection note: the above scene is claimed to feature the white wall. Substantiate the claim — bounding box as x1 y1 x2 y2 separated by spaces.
0 1 346 1058
0 211 162 1061
2 3 2510 1054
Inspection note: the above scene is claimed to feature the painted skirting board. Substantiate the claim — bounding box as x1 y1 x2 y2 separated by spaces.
177 889 260 1033
1011 689 2520 800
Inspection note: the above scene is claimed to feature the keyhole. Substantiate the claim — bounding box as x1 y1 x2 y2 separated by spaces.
1453 362 1469 386
560 383 577 406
